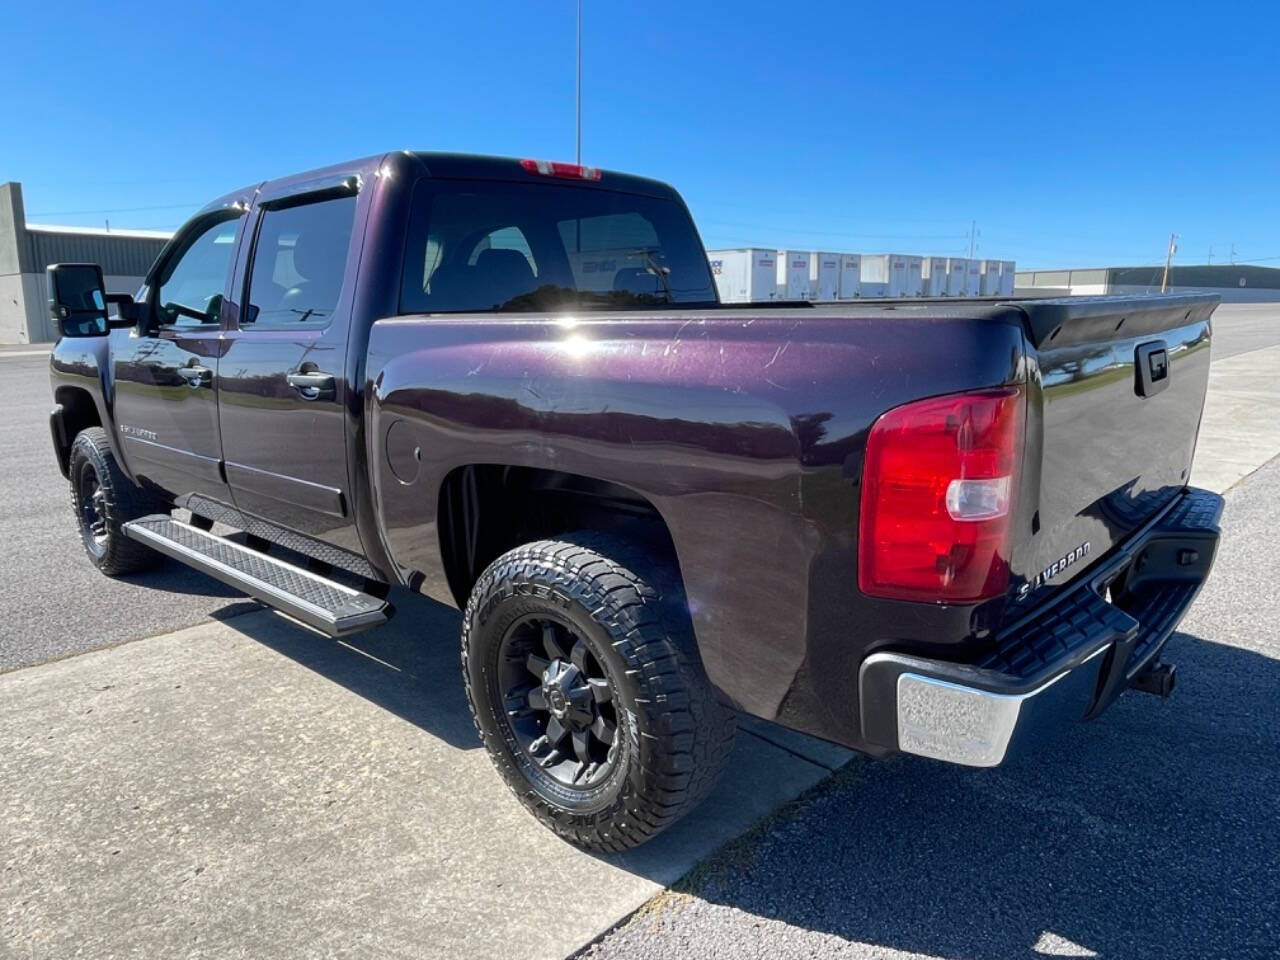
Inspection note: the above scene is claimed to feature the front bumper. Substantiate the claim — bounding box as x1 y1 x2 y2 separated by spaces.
858 487 1223 767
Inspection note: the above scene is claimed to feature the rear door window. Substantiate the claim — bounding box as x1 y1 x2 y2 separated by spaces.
243 194 357 328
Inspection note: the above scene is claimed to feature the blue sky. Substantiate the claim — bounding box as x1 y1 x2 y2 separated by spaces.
2 0 1275 269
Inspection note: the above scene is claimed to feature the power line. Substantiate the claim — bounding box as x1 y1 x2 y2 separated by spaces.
18 177 209 188
697 218 967 241
27 201 201 217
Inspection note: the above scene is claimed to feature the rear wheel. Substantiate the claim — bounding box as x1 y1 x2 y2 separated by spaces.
462 533 735 852
69 427 165 576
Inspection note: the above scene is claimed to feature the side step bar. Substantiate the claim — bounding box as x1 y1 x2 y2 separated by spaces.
124 515 390 638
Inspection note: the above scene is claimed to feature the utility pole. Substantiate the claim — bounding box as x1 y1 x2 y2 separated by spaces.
575 0 582 164
1207 245 1213 265
967 220 977 260
1230 243 1236 265
1160 232 1178 293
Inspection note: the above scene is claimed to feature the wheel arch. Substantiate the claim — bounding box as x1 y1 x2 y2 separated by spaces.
435 464 685 611
51 385 104 478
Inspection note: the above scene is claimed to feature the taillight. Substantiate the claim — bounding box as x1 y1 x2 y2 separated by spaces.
858 386 1025 603
520 158 603 181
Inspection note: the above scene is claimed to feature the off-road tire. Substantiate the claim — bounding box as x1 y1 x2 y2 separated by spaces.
462 532 736 852
69 427 165 576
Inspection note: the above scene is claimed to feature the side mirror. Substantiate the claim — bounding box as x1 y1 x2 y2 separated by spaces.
47 263 109 338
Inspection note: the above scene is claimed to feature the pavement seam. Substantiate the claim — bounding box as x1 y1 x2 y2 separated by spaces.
1222 449 1280 494
739 726 845 773
0 601 265 679
569 760 868 958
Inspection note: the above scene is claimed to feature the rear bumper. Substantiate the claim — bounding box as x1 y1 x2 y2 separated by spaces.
858 487 1223 767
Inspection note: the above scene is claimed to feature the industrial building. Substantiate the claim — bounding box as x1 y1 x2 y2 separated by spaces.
1 181 170 344
707 247 1015 303
1016 264 1280 302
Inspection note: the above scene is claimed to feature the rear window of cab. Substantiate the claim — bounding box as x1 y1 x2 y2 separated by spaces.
399 179 716 314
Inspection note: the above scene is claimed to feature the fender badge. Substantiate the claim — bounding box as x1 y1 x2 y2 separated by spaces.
119 424 158 442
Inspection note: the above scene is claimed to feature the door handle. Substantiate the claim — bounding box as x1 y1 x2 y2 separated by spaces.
286 371 336 400
178 365 212 387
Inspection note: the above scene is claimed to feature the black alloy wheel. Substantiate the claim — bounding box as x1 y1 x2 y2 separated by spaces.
497 616 619 790
77 462 109 559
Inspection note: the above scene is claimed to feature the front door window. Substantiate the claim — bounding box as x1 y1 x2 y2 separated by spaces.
155 215 240 327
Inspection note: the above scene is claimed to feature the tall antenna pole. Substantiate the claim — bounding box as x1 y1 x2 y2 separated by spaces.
967 220 976 259
1160 232 1178 293
575 0 582 164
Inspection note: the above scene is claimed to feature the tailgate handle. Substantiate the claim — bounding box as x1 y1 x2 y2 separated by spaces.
1135 341 1170 398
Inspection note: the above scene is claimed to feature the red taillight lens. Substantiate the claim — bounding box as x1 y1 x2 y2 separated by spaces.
858 387 1025 603
520 158 603 181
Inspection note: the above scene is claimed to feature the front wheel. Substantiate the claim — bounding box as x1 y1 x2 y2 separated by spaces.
68 427 165 576
462 533 735 852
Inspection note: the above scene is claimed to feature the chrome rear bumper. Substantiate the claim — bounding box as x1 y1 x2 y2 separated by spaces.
857 487 1222 767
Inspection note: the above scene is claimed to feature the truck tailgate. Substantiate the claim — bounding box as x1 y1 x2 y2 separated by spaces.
1013 294 1217 602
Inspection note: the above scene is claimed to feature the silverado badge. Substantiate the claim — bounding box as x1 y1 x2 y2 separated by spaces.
1017 541 1092 600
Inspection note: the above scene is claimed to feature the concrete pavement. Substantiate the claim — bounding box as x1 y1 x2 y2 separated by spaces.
0 603 847 960
1 304 1277 959
1190 343 1280 493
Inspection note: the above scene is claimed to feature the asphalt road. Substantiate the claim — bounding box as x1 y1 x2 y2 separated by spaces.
0 354 259 672
4 304 1277 675
579 456 1280 959
1204 301 1280 360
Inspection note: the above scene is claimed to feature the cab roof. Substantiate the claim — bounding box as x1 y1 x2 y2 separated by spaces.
191 150 684 224
408 151 682 200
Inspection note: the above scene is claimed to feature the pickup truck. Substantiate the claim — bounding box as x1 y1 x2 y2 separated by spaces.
46 151 1222 851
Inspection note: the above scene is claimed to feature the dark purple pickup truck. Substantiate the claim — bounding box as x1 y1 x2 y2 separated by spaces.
46 152 1222 850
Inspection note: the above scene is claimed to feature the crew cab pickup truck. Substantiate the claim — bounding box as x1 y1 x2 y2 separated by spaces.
46 152 1222 851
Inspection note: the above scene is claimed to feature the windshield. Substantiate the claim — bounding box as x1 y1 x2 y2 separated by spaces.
399 179 717 313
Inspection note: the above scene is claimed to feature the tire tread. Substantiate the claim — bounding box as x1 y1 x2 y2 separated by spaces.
461 532 736 852
69 427 165 576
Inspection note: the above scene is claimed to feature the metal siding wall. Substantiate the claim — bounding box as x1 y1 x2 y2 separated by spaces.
23 230 166 277
1107 283 1280 303
1068 269 1108 287
1110 264 1280 292
1029 270 1071 287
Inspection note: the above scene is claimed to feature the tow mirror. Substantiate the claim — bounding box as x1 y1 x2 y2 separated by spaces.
47 263 109 338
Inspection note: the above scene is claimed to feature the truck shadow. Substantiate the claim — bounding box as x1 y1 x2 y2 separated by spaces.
119 559 253 599
212 587 480 751
203 589 1277 958
657 629 1278 959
